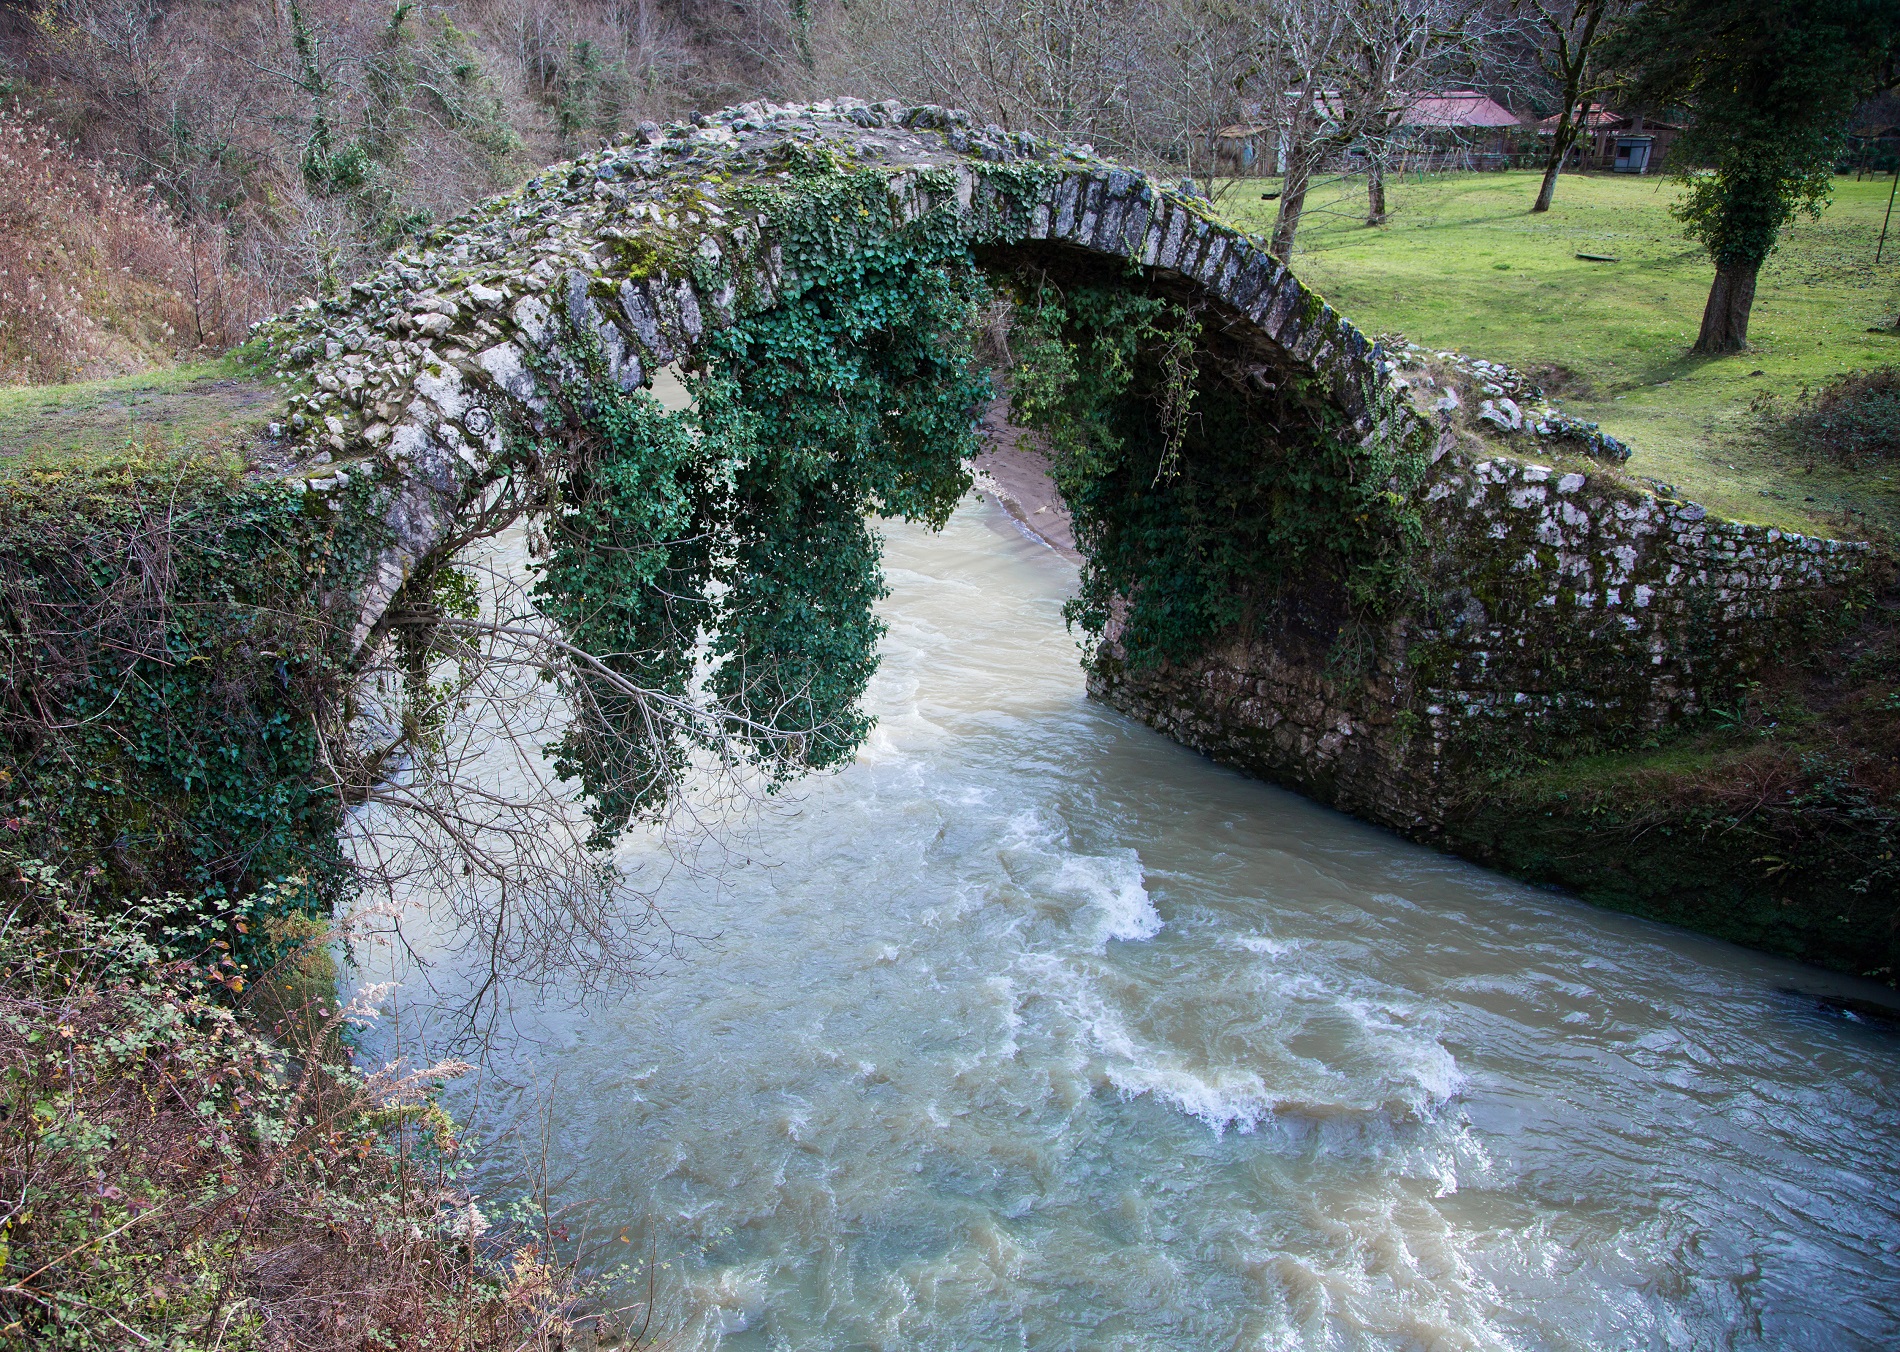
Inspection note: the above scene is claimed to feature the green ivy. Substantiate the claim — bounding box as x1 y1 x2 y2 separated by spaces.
531 158 990 843
530 390 721 843
1007 280 1428 670
0 455 363 944
535 159 1434 843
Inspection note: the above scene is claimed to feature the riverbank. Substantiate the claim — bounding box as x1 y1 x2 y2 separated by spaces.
972 397 1078 559
0 878 610 1347
1438 559 1900 980
989 425 1897 982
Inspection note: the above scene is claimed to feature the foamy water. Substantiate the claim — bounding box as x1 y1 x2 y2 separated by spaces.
357 496 1900 1350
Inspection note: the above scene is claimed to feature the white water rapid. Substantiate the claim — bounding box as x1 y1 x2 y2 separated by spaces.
357 495 1900 1350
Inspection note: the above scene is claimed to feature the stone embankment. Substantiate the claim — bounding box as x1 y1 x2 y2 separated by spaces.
1092 434 1874 834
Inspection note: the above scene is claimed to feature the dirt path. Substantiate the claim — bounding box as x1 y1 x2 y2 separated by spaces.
972 397 1077 559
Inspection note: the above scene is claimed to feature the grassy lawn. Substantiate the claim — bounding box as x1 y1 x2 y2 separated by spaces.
0 354 279 470
1218 170 1900 534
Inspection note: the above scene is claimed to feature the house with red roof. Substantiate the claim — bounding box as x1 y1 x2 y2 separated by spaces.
1399 91 1523 131
1386 90 1529 170
1216 90 1531 174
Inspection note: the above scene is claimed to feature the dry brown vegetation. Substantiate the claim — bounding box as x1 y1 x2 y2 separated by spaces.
0 109 263 383
1 0 757 312
0 0 746 381
0 885 642 1350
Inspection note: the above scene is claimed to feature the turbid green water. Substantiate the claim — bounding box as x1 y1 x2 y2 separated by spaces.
359 496 1900 1350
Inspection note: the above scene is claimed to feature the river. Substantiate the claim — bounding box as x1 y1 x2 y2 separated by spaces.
359 494 1900 1350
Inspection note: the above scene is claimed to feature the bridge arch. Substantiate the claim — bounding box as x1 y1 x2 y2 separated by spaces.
261 98 1868 845
262 98 1415 652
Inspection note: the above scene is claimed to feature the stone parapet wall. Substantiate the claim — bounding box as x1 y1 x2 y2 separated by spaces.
1416 446 1868 745
1092 439 1876 834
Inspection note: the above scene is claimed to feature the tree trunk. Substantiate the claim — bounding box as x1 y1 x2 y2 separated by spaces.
1366 154 1388 226
1533 102 1584 214
1693 261 1760 353
1271 153 1314 261
1531 152 1562 213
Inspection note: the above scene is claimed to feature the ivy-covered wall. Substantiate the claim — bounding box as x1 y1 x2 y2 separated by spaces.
1089 439 1875 832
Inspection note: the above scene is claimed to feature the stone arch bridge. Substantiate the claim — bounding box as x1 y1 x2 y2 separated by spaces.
262 98 1870 841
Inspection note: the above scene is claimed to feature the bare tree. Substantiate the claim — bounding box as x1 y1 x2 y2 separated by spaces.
1346 0 1466 225
825 0 1140 145
820 0 1263 178
1151 0 1271 199
1251 0 1494 258
1520 0 1627 213
1247 0 1350 259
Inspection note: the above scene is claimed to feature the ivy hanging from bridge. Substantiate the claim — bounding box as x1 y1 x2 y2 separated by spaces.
1005 277 1431 671
529 148 1439 844
531 152 991 844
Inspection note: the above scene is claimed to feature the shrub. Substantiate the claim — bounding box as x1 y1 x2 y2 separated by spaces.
0 877 630 1350
0 454 347 913
1767 366 1900 465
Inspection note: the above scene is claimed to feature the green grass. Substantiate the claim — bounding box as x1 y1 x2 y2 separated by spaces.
1218 170 1900 534
0 353 280 469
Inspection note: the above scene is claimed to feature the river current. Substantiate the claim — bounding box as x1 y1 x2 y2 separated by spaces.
362 495 1900 1350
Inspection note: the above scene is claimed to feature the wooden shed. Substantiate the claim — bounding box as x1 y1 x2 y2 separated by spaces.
1535 106 1681 173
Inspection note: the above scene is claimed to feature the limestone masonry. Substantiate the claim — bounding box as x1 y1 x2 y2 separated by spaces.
1092 435 1871 833
253 98 1877 836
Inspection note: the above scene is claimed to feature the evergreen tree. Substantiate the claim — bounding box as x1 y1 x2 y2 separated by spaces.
1606 0 1898 352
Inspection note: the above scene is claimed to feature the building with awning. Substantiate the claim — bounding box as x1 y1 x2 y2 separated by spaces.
1213 122 1276 171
